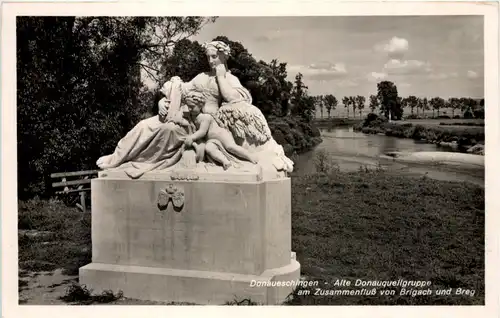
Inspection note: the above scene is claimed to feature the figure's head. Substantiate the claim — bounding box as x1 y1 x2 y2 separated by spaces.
202 41 230 70
183 90 205 116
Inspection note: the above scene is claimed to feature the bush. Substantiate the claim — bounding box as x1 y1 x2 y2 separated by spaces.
463 110 474 119
412 124 427 140
362 113 387 128
473 109 484 119
268 116 322 155
60 283 123 304
313 149 339 174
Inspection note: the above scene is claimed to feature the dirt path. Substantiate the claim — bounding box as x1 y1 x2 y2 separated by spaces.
19 269 78 304
18 269 191 305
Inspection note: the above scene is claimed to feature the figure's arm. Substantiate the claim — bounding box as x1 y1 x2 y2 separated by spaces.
216 73 242 103
215 69 253 104
190 115 211 141
175 118 191 127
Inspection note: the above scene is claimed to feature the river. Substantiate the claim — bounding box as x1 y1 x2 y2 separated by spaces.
293 126 485 187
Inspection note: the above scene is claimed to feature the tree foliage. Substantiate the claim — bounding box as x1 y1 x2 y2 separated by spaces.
405 95 419 115
324 94 338 119
429 97 446 117
369 94 379 113
355 95 366 117
377 81 403 120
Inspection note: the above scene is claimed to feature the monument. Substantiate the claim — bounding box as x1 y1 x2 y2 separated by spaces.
79 41 300 305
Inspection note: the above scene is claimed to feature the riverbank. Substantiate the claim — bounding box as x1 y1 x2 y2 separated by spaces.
382 151 484 168
269 116 323 156
354 118 484 155
18 169 484 305
313 117 363 129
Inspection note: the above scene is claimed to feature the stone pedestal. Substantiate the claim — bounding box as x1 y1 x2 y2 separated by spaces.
79 170 300 305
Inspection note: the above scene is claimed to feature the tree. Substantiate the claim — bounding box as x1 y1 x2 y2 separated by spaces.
397 96 404 116
458 97 468 116
290 73 315 122
416 97 421 116
315 96 324 119
356 95 366 118
458 97 478 118
349 96 357 118
422 98 430 117
377 81 402 121
342 97 350 118
324 94 338 119
429 97 445 117
142 17 218 83
369 94 379 113
161 38 209 83
406 95 419 116
417 97 429 117
447 97 460 117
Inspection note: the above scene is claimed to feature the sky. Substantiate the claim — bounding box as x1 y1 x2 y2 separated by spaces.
189 16 484 99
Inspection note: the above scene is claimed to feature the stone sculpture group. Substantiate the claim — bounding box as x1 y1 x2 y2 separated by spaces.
97 41 293 180
80 41 300 305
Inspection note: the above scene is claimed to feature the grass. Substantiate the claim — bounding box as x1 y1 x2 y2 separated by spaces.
18 166 484 305
18 198 91 275
288 169 484 305
59 283 124 305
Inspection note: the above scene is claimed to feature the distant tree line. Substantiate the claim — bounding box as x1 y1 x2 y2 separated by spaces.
313 80 484 120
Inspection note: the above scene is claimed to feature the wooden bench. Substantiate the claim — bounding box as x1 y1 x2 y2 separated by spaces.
50 170 100 213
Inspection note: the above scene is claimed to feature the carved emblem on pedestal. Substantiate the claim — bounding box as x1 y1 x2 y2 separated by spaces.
157 184 185 212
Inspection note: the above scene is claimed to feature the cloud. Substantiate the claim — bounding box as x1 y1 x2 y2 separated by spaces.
383 59 432 75
467 70 479 79
254 30 289 42
367 71 388 82
336 79 359 87
288 62 348 81
428 72 459 80
428 72 458 80
374 36 409 58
